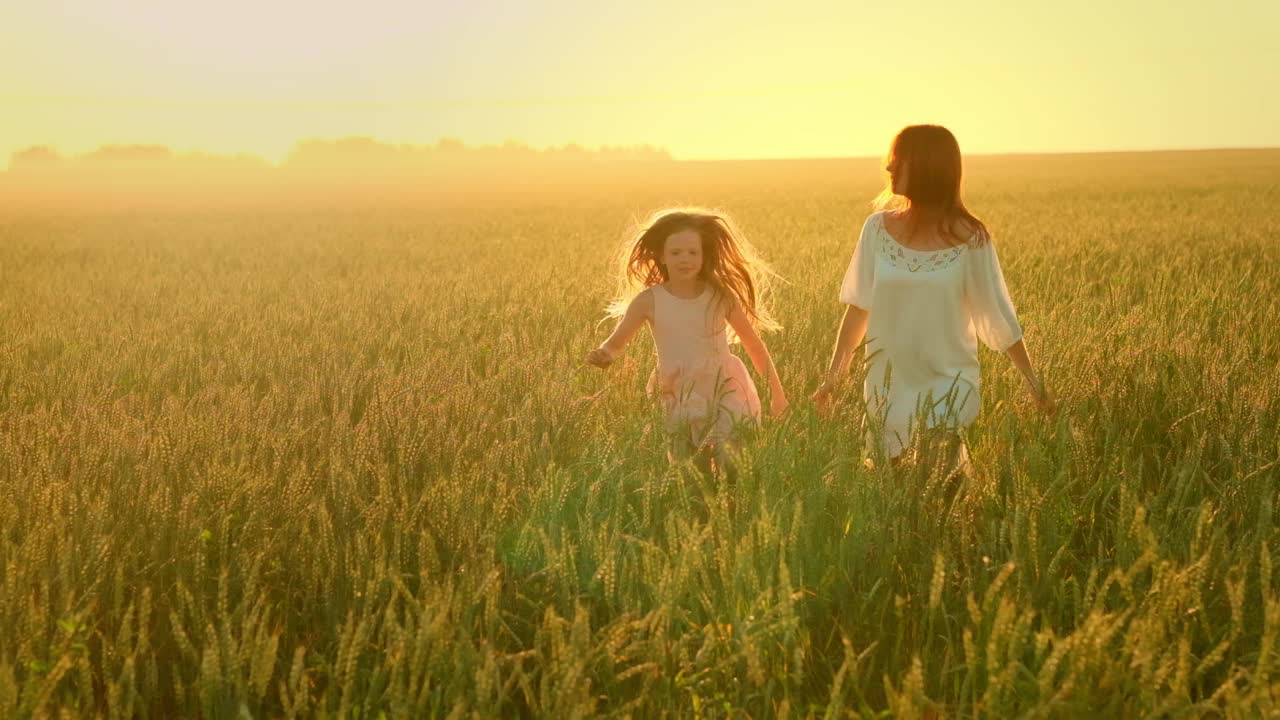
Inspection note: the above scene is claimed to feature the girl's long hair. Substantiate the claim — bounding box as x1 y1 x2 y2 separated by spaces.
606 207 780 335
874 125 990 246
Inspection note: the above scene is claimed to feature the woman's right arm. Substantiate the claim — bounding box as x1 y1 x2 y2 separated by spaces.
813 305 869 411
814 214 878 411
586 290 653 368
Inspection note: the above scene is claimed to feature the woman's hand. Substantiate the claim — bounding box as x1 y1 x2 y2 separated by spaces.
1005 341 1055 417
1036 386 1056 417
816 306 869 418
770 392 790 418
1027 375 1056 417
586 347 615 368
812 379 838 417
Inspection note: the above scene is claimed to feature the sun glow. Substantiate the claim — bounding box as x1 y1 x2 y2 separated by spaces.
2 0 1277 165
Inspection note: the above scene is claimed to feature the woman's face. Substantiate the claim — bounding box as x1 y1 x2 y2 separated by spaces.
887 155 909 195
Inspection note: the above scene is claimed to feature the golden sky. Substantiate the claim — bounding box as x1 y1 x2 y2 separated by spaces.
3 0 1278 163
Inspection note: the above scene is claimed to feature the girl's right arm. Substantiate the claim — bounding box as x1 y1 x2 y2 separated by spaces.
586 290 653 368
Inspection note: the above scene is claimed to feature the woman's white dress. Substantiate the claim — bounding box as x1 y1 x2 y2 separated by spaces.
839 211 1022 459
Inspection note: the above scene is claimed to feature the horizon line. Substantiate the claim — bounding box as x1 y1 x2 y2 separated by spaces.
677 144 1280 163
5 140 1279 173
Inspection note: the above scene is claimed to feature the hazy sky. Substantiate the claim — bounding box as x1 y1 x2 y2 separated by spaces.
3 0 1277 163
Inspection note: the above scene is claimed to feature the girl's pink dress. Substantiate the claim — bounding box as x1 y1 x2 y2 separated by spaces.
647 284 761 447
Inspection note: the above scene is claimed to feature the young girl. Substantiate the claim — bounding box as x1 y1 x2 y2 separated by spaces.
587 208 788 464
813 125 1054 469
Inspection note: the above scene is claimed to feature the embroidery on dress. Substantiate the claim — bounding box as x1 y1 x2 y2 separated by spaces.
878 221 966 272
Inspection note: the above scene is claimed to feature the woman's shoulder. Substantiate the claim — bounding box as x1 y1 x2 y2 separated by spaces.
859 210 889 240
864 209 891 227
950 216 990 246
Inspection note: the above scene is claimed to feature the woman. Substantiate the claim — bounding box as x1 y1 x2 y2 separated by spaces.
813 125 1054 469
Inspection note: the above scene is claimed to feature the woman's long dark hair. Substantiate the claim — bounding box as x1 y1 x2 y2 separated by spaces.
876 125 990 246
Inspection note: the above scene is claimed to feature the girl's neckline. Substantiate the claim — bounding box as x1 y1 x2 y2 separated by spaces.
878 211 967 255
657 283 710 301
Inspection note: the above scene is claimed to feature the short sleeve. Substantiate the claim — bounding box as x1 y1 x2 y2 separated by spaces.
838 214 879 309
964 238 1023 351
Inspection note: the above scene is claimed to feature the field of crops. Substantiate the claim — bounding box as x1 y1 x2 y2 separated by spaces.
1 149 1278 717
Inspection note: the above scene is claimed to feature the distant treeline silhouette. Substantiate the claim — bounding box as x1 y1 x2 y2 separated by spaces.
8 137 669 173
1 137 674 207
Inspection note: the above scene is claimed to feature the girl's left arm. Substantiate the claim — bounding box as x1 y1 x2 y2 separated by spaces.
727 302 788 417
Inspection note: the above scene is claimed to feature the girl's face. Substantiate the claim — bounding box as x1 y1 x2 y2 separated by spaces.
662 229 703 281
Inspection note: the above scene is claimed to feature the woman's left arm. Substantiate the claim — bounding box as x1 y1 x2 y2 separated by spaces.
965 239 1054 416
1005 339 1055 416
727 302 788 417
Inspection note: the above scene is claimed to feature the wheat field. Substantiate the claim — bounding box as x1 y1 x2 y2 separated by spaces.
1 150 1279 718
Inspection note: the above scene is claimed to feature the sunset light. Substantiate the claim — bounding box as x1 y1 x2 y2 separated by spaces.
4 0 1277 164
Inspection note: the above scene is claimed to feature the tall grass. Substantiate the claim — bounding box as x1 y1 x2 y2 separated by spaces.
1 150 1278 717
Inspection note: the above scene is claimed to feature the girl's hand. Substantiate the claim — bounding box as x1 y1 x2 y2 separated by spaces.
586 347 615 368
770 393 790 418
